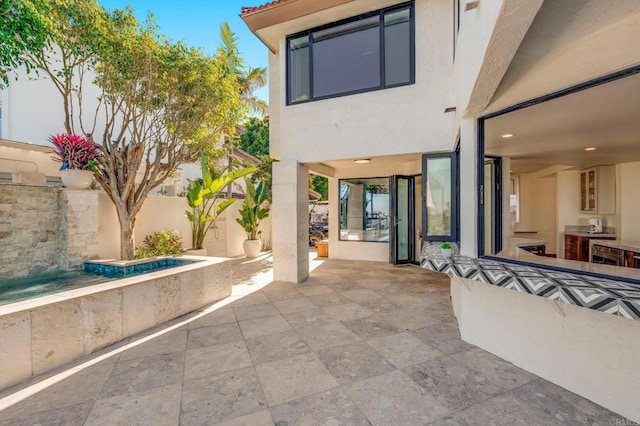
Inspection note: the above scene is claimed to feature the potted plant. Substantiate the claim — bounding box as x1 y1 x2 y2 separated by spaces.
441 242 452 258
185 153 255 255
236 177 270 258
49 133 101 189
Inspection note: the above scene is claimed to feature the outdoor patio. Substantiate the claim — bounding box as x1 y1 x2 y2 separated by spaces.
0 253 622 425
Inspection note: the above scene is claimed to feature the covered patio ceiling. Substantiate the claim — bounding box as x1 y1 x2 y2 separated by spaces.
485 71 640 174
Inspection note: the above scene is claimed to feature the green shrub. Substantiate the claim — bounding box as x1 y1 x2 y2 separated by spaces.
135 230 183 259
441 242 452 249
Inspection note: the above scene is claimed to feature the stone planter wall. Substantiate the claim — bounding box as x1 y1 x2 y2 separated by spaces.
0 184 99 278
0 256 231 391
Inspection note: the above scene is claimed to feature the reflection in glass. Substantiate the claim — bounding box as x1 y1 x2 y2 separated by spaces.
397 177 409 259
288 35 310 103
339 178 389 242
426 158 452 237
384 8 411 86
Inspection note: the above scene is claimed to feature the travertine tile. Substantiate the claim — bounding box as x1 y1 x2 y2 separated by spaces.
239 314 293 339
31 300 84 376
0 401 92 426
296 321 360 350
411 322 472 355
246 330 311 365
181 367 267 424
343 370 450 425
120 330 187 361
184 341 252 381
0 311 31 388
187 307 236 330
367 332 442 368
317 342 395 384
215 409 274 426
81 290 124 353
322 302 372 322
271 389 370 426
342 316 402 339
100 352 183 398
233 302 279 322
255 352 338 406
187 322 243 350
86 383 181 426
272 296 317 315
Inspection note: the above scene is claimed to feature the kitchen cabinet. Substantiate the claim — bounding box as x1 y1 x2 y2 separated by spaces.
565 234 615 262
580 166 615 214
624 250 640 269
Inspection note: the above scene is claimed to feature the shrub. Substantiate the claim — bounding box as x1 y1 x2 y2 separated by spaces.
134 230 183 259
441 242 452 249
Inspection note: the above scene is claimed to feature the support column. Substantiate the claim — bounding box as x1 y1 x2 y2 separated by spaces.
60 189 100 270
272 160 309 283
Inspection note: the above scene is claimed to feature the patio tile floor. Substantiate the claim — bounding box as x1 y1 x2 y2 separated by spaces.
0 253 627 425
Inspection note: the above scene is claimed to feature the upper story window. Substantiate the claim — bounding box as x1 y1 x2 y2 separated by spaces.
287 2 415 105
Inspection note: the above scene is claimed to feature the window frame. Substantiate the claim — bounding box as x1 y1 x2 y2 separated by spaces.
422 147 460 243
338 177 391 243
286 1 415 105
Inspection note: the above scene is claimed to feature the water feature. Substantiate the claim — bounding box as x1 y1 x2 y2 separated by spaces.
0 257 200 306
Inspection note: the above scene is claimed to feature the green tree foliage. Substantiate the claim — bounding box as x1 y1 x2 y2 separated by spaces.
0 0 52 86
1 1 248 259
310 174 328 201
238 116 269 157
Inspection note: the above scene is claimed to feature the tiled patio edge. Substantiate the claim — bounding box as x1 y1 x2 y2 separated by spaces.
421 243 640 321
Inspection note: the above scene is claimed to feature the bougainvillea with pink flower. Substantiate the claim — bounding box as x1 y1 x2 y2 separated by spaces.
49 133 101 170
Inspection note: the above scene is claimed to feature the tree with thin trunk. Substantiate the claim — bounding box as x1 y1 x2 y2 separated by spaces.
1 1 245 259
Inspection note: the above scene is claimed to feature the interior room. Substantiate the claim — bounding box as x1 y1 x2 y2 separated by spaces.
484 71 640 268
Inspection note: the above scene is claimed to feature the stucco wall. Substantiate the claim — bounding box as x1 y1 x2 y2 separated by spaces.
451 275 640 422
269 0 456 164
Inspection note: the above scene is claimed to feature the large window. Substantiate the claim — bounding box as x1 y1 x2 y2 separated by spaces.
339 178 390 242
287 2 414 104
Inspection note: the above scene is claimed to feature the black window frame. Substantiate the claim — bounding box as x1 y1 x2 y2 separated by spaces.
338 177 391 243
286 1 415 105
422 146 460 243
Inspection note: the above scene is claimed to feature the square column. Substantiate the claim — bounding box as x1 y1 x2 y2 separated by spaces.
272 160 309 283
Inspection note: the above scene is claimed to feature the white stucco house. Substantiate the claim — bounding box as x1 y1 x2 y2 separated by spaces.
240 0 640 420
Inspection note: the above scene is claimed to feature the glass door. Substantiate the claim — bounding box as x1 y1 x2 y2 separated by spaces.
390 175 415 264
483 157 502 255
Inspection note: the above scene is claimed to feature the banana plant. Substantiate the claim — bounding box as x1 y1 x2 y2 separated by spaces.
185 153 255 249
236 176 270 240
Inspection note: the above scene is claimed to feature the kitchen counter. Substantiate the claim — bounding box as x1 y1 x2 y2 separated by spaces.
564 231 617 238
590 239 640 252
497 237 548 258
497 237 640 281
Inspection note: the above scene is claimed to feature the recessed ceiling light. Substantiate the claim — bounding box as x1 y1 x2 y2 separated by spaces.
585 147 597 151
500 133 514 138
354 159 371 164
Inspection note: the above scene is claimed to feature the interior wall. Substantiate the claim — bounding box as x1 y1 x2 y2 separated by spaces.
516 173 557 255
620 161 640 241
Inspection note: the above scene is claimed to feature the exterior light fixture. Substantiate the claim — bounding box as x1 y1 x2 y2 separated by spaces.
500 133 514 139
354 159 371 164
585 147 596 151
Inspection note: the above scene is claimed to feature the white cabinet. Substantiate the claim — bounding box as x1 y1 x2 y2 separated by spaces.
580 166 615 214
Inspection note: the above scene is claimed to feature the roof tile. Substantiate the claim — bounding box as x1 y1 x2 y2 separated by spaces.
241 0 290 16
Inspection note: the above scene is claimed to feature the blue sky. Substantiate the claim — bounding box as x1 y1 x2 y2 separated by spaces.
98 0 269 102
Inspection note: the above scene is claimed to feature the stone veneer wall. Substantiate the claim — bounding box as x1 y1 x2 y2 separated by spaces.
0 184 60 278
0 184 99 278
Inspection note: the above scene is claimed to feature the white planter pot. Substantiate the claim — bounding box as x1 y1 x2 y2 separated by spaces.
243 239 262 258
60 169 94 189
441 248 452 258
184 248 207 256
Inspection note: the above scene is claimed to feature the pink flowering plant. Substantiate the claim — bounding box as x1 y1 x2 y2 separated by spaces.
49 133 101 171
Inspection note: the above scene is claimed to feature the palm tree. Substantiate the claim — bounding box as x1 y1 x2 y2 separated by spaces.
217 22 267 116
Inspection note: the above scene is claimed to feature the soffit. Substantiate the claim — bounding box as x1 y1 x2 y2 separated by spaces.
485 72 640 174
241 0 355 32
248 0 404 51
485 0 640 114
